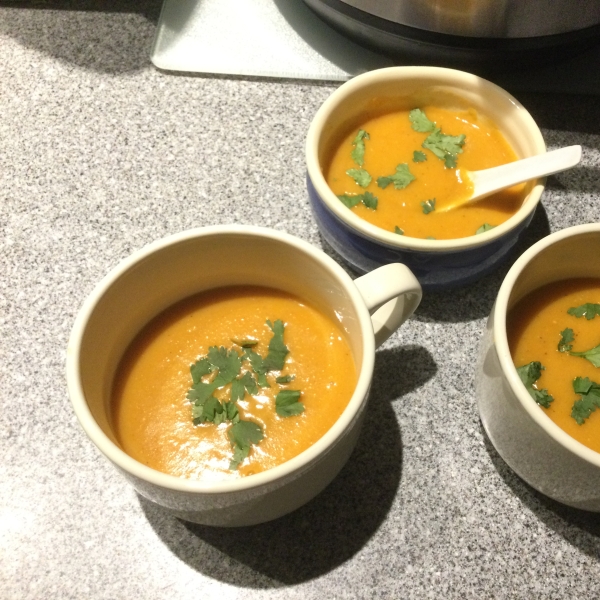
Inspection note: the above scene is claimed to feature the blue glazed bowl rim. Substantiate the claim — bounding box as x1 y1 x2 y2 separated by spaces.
306 66 546 253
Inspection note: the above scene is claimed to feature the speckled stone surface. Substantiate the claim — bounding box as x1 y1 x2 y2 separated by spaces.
1 4 600 599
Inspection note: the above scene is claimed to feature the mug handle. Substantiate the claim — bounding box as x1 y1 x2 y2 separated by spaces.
353 263 422 348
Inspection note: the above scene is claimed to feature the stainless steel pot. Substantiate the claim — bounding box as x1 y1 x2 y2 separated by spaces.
338 0 600 38
303 0 600 70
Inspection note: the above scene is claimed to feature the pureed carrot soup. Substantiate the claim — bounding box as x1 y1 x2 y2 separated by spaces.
508 278 600 453
111 286 357 482
325 105 524 240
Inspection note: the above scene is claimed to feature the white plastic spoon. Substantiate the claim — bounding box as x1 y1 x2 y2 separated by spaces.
441 145 582 212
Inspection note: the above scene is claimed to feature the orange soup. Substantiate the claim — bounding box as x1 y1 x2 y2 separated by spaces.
325 106 525 240
508 278 600 453
111 286 357 481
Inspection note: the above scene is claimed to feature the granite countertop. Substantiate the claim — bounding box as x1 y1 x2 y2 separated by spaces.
1 3 600 599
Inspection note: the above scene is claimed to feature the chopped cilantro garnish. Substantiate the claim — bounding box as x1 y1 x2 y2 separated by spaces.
190 357 212 384
476 224 496 235
207 346 241 387
569 342 600 368
275 390 304 417
516 361 554 408
420 199 436 214
228 420 264 469
568 303 600 320
187 319 302 469
242 347 269 387
558 328 575 353
394 226 404 235
337 194 361 208
377 163 415 190
422 128 466 169
571 377 600 424
230 444 250 470
412 150 427 163
351 129 370 167
223 401 240 423
263 319 289 371
202 396 224 422
409 108 436 133
361 191 378 209
231 371 258 402
187 380 218 405
337 192 378 210
346 168 372 188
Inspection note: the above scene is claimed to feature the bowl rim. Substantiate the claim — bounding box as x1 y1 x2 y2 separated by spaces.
66 225 377 495
306 65 546 253
493 222 600 469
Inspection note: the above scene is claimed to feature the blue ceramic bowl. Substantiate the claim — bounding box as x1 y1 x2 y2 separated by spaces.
305 67 546 291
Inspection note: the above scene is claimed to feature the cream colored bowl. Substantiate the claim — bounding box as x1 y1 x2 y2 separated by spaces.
66 225 422 526
476 223 600 510
306 66 546 290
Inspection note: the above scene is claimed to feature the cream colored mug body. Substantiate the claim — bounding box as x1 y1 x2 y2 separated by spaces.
67 225 422 526
476 223 600 511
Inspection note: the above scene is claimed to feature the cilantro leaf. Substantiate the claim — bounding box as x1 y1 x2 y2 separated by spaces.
420 198 436 214
409 108 436 133
230 377 245 403
346 168 372 188
275 390 305 417
230 444 250 470
394 226 404 235
337 192 378 210
337 194 361 208
207 346 242 387
228 420 264 447
230 371 259 402
223 401 240 423
571 377 600 424
516 361 554 408
476 223 496 235
377 163 415 190
242 348 269 387
276 375 294 384
568 303 600 320
412 150 427 163
558 328 574 353
190 358 211 384
193 396 224 425
351 129 369 167
361 191 378 209
239 370 258 395
263 320 289 371
422 128 465 168
228 420 264 469
569 343 600 368
187 381 218 404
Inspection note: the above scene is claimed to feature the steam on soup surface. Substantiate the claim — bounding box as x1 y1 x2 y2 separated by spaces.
325 105 526 240
111 286 357 481
508 278 600 453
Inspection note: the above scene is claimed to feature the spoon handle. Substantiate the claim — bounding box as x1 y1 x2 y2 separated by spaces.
471 145 582 201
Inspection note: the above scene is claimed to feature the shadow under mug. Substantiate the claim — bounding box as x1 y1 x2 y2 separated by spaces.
66 225 422 525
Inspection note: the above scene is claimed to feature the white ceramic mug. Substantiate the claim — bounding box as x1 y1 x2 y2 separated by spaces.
476 223 600 511
67 225 422 526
